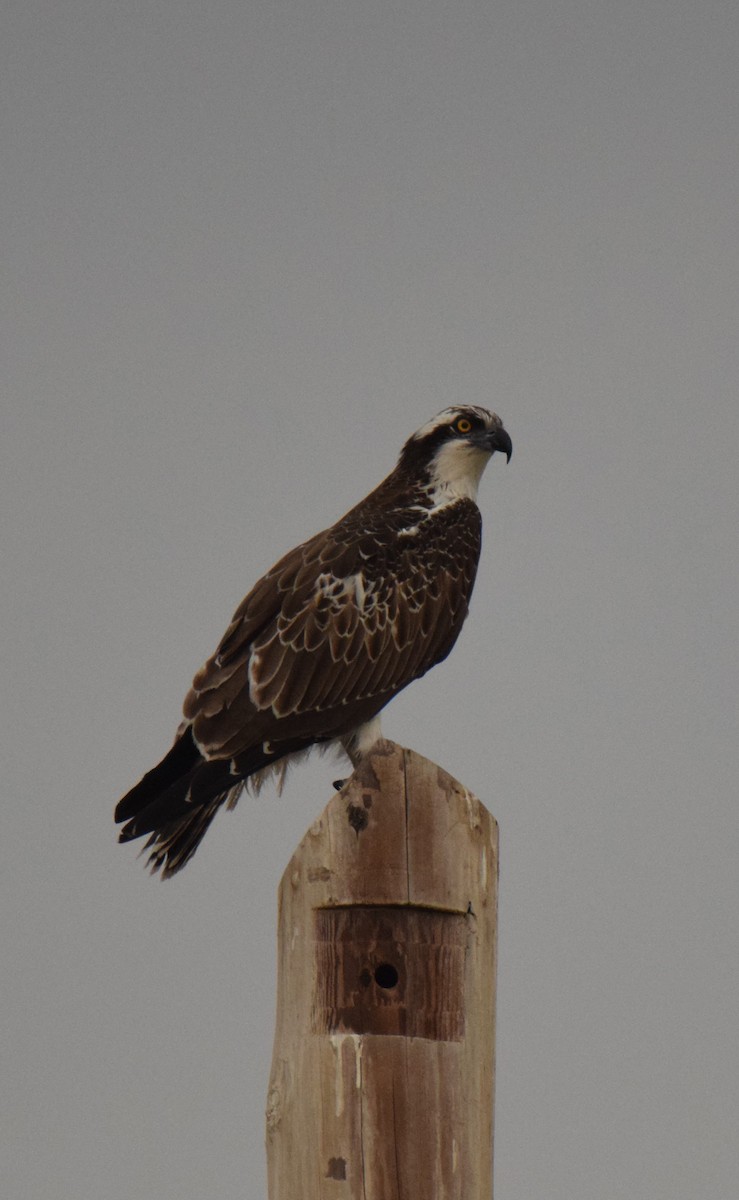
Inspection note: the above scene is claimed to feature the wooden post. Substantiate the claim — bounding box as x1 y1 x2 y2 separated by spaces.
266 739 498 1199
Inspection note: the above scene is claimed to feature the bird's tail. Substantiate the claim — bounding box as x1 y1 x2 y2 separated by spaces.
115 726 243 877
135 787 242 879
115 727 315 877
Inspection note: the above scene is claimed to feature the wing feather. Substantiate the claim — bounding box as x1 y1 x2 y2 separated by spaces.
250 632 286 693
184 500 482 758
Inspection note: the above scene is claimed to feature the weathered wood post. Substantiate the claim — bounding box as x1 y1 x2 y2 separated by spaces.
266 739 498 1199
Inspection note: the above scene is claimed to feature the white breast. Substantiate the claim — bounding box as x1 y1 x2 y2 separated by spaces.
426 441 491 506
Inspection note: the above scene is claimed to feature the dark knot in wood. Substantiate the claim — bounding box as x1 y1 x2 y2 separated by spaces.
346 802 369 835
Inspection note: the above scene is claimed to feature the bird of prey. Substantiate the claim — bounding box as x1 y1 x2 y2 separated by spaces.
115 406 511 876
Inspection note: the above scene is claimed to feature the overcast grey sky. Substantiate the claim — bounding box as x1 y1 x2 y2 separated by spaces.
2 1 738 1197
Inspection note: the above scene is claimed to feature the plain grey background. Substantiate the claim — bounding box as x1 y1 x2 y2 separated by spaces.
2 1 737 1197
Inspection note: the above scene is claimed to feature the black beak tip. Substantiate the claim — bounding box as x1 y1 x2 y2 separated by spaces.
470 423 512 461
496 429 513 462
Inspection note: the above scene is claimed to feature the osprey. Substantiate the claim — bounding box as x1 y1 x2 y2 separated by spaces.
115 406 511 876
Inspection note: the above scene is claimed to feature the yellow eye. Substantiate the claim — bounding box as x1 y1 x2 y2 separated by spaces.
456 417 472 434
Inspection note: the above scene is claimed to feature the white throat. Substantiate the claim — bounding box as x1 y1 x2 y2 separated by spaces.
426 441 491 505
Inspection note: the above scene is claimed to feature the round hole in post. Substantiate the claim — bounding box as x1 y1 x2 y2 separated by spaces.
374 962 399 990
312 906 467 1040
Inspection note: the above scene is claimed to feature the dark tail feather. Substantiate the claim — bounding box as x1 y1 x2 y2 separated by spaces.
116 748 240 878
115 733 314 878
117 757 236 842
139 792 238 879
115 726 200 823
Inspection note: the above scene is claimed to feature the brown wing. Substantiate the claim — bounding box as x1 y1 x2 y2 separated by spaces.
183 499 482 759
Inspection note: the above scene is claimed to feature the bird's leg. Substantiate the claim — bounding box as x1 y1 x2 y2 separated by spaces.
339 714 384 767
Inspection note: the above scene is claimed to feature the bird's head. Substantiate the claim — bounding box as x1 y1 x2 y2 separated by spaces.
398 406 512 503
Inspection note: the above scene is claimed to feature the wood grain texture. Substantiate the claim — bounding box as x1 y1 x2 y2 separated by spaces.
312 906 467 1040
266 740 498 1199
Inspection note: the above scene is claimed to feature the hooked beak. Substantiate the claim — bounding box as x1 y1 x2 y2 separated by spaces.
473 424 512 462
